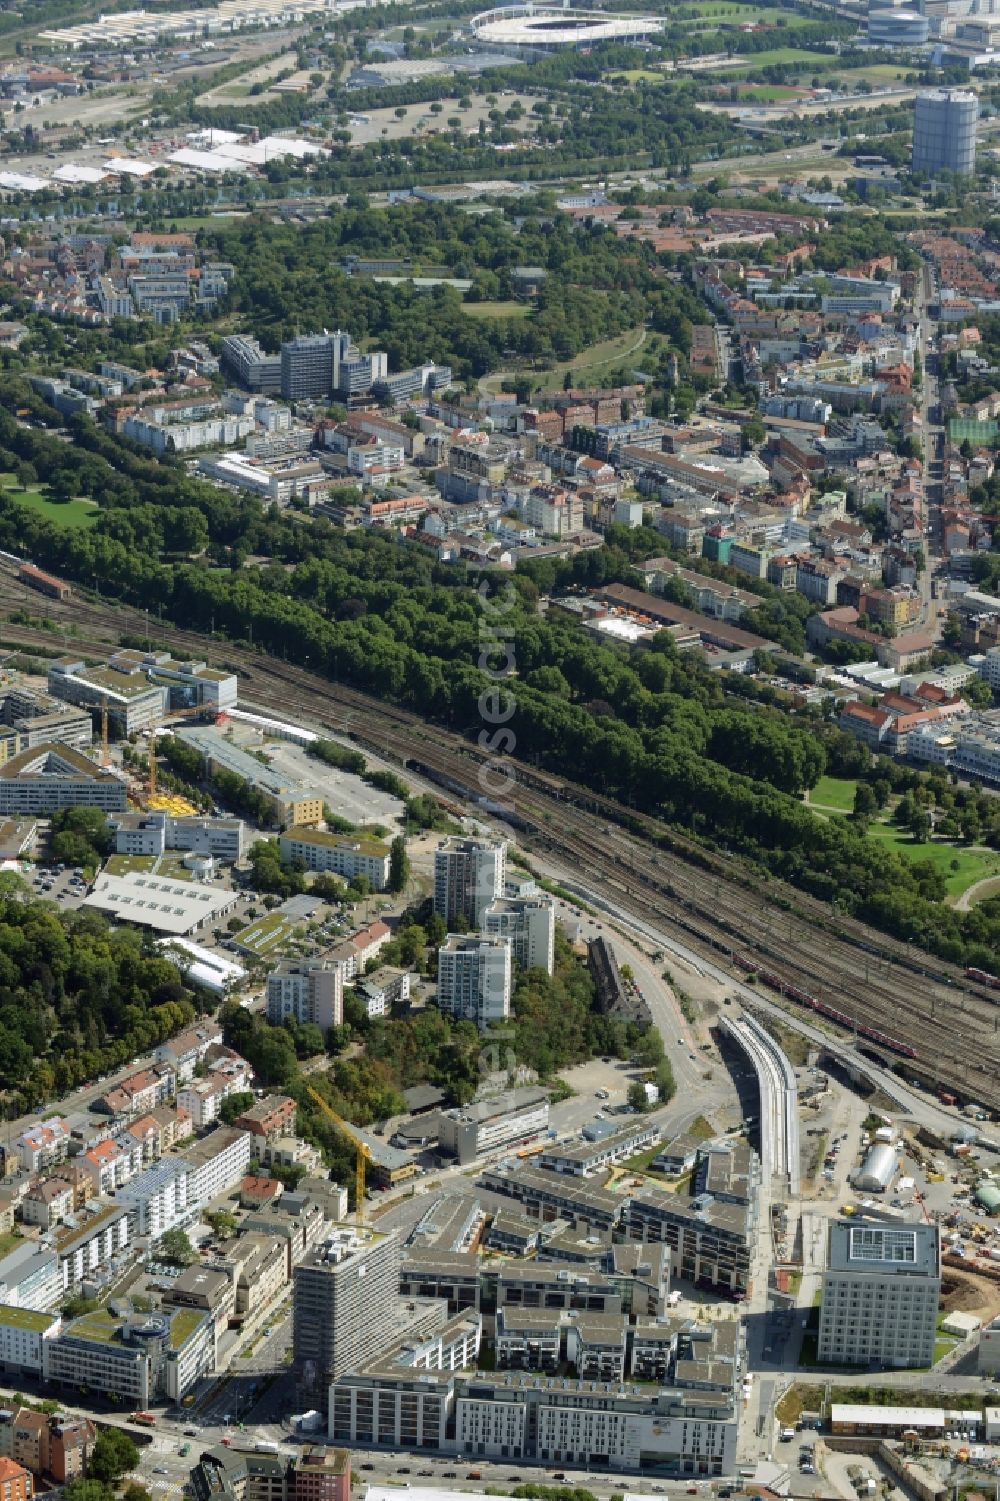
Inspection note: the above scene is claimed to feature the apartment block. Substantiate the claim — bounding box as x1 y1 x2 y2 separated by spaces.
267 959 343 1032
483 897 555 975
293 1228 401 1394
818 1221 940 1368
278 828 391 890
437 935 512 1030
355 966 410 1018
433 837 507 927
182 1126 252 1206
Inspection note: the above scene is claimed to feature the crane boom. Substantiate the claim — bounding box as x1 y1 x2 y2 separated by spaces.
306 1085 372 1224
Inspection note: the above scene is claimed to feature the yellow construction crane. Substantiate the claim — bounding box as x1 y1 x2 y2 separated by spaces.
146 703 209 801
306 1085 372 1225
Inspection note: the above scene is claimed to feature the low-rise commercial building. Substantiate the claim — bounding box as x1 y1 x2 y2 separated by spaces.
278 828 391 889
438 1089 550 1166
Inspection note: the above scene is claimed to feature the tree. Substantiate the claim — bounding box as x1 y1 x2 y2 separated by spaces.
158 1228 195 1266
908 807 931 844
64 1483 114 1501
219 1090 255 1125
853 783 878 821
388 835 410 894
205 1209 237 1238
627 1081 649 1112
88 1429 139 1484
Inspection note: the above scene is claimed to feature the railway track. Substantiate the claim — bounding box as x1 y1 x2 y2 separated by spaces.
1 573 998 1107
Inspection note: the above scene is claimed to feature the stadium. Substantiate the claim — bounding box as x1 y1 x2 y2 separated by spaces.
469 4 663 51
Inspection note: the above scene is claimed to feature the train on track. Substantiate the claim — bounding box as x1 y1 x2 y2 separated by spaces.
733 955 918 1059
967 966 1000 991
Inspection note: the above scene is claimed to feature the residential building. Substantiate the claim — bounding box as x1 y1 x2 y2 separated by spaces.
267 959 343 1032
483 896 555 975
0 1459 31 1501
438 1088 550 1166
539 1121 661 1178
354 966 410 1018
20 1179 74 1230
0 1246 61 1313
15 1120 70 1174
434 837 507 928
117 1159 193 1238
912 89 978 176
155 1021 224 1084
182 1126 252 1206
278 828 391 890
818 1221 940 1368
294 1447 352 1501
281 333 339 400
0 744 127 815
0 1307 61 1377
293 1227 401 1394
234 1096 297 1145
51 1202 130 1299
437 934 512 1030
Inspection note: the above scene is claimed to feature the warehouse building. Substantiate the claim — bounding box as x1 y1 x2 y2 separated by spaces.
82 872 238 935
175 726 322 828
0 744 127 815
818 1221 940 1368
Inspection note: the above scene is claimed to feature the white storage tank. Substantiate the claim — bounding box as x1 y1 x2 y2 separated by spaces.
855 1142 898 1193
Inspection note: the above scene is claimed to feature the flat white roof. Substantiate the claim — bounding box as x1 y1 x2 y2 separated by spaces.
83 872 236 935
0 173 49 192
169 147 250 174
104 158 156 176
157 936 246 981
53 163 109 184
831 1404 944 1428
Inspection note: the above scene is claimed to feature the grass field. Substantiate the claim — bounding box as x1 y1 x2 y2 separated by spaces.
863 822 1000 898
0 474 98 531
460 300 531 320
806 777 1000 898
534 326 648 394
809 776 859 812
836 63 914 85
714 47 838 75
730 83 805 100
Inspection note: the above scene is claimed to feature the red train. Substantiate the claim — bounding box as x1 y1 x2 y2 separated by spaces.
966 966 1000 991
733 954 918 1059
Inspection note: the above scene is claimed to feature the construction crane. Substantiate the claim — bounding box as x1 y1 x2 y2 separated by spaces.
146 703 209 801
306 1085 372 1225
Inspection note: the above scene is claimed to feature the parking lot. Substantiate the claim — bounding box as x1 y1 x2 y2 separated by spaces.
258 739 407 829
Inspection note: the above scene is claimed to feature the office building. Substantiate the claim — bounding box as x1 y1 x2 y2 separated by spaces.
483 896 555 974
818 1221 940 1368
266 958 343 1032
912 89 978 176
220 333 282 394
281 333 339 401
48 658 168 734
438 1088 550 1165
0 744 127 815
293 1227 401 1393
278 828 391 890
433 837 507 927
437 934 512 1030
109 811 247 862
43 1306 213 1405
